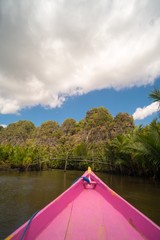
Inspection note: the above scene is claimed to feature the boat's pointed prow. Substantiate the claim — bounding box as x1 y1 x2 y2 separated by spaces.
88 166 92 173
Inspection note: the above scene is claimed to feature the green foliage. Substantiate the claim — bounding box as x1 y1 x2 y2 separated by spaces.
61 118 78 135
0 120 35 145
131 120 160 178
73 142 87 157
149 88 160 119
106 120 160 178
34 120 62 146
112 113 134 137
149 88 160 102
0 105 160 179
84 107 113 128
0 126 4 131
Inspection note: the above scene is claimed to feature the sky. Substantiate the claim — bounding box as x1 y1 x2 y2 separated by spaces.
0 0 160 127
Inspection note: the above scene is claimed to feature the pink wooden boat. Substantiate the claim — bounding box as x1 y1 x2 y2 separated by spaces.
6 167 160 240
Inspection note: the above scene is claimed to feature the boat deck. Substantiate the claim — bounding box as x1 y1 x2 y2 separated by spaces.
37 189 145 240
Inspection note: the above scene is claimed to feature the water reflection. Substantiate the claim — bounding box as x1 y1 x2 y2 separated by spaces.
0 170 159 239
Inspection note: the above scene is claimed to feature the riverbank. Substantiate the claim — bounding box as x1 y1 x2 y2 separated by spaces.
0 114 160 180
1 163 160 183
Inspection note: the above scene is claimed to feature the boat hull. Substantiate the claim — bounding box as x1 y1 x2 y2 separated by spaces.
6 170 160 240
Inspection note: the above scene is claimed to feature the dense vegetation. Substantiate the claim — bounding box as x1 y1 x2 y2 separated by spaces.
0 89 160 179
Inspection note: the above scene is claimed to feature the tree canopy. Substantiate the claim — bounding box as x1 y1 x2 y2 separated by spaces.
0 105 159 179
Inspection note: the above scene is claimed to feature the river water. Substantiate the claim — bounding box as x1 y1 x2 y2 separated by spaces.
0 170 160 239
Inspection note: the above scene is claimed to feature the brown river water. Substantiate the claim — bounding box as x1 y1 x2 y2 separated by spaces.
0 170 160 239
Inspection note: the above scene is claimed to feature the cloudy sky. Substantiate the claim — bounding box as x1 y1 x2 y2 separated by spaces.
0 0 160 127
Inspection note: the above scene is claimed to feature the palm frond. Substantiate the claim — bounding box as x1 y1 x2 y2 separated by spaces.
149 88 160 102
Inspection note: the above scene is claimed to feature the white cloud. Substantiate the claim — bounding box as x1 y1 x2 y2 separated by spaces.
0 0 160 114
132 102 159 120
0 97 20 114
0 124 7 128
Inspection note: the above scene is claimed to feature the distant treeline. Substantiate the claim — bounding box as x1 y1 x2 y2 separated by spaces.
0 106 160 179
